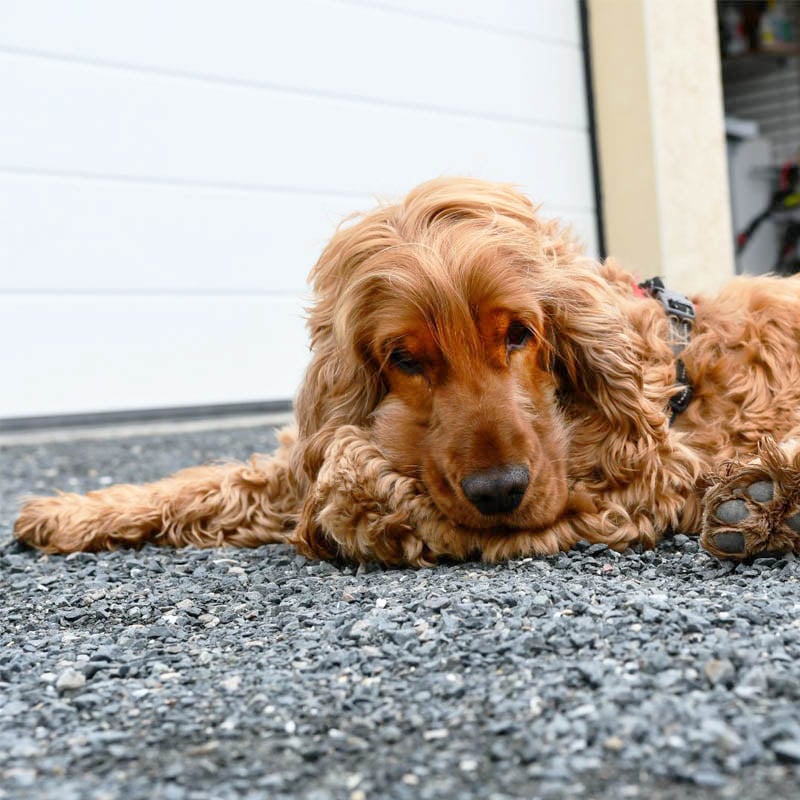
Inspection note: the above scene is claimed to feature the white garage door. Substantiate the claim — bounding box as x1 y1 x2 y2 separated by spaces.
0 0 598 423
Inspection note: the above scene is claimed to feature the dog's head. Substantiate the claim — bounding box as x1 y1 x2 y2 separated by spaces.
294 177 664 542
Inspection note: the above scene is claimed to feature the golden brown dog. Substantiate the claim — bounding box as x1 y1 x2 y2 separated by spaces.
14 177 800 565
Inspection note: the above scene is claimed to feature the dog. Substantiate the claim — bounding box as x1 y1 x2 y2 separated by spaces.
14 177 800 566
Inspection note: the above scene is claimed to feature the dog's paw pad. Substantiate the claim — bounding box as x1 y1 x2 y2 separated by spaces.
744 480 774 503
709 531 746 556
715 498 750 524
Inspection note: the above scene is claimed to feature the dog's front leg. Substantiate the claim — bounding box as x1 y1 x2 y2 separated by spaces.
14 432 300 553
290 425 697 566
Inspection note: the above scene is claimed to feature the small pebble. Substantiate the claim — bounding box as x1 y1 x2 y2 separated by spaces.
773 739 800 763
55 668 86 692
704 658 736 687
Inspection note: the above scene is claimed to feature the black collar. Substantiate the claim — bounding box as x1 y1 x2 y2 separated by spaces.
637 277 695 424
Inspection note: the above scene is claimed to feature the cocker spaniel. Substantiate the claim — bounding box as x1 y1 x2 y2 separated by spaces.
14 177 800 565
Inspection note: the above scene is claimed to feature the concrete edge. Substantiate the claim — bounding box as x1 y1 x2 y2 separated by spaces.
0 412 295 447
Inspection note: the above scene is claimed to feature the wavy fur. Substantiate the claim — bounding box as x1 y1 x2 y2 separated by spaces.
15 178 800 565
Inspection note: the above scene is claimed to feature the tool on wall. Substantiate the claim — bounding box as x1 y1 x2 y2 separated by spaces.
736 160 800 273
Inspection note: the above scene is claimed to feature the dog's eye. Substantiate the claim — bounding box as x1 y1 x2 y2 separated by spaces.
388 349 424 376
506 322 533 351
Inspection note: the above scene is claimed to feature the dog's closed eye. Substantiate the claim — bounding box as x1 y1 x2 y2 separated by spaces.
388 348 425 376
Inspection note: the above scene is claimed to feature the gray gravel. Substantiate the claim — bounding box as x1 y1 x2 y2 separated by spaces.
2 425 800 799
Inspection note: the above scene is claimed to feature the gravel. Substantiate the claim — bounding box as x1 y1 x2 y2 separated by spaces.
2 425 800 799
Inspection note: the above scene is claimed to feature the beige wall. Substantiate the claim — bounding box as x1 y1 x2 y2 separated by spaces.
588 0 735 294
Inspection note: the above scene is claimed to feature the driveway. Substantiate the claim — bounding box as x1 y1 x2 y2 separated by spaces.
1 425 799 799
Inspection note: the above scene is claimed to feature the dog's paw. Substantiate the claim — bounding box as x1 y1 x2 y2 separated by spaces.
701 450 800 560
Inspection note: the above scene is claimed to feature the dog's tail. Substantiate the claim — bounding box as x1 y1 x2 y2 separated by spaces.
14 427 301 553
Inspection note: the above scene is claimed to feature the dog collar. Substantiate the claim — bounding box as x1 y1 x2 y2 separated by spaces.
637 277 695 423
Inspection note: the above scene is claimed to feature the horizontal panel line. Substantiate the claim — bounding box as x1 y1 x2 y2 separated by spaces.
0 164 374 199
0 43 588 132
336 0 581 47
0 289 310 297
0 165 597 215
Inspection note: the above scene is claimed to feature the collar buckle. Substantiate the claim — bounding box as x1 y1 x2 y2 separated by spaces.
638 277 695 352
638 277 695 322
637 277 696 424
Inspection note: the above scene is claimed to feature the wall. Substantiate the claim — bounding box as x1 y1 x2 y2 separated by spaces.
588 0 735 294
1 0 598 419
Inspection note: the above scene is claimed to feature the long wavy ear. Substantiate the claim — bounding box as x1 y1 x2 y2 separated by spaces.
292 209 399 484
479 186 671 453
540 257 669 460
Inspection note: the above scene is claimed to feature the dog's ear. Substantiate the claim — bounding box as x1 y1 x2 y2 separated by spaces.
293 332 381 483
483 189 669 449
541 258 667 448
292 214 394 483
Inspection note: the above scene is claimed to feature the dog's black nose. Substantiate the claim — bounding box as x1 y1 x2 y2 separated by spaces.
460 465 529 515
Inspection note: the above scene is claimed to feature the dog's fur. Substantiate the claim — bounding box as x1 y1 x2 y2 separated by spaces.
15 178 800 565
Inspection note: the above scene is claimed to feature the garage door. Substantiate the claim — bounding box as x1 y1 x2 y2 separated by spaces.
0 0 598 422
